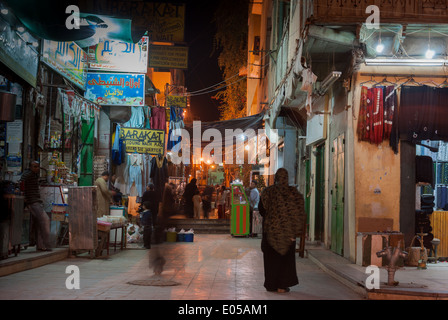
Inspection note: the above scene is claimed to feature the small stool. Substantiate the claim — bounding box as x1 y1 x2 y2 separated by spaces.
429 238 440 263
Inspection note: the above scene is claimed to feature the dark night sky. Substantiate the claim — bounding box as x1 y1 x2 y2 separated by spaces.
183 0 223 122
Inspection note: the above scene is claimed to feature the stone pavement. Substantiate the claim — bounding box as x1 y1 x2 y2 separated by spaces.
2 233 447 301
0 234 363 300
307 246 448 300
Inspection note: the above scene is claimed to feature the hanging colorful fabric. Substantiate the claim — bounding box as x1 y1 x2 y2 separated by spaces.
357 86 369 141
371 87 384 145
383 86 396 141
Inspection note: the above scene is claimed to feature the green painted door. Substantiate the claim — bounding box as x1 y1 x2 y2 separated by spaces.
331 135 345 255
305 159 311 226
315 144 325 241
79 118 94 186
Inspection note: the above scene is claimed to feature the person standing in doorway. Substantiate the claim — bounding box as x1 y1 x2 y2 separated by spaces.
258 168 305 293
249 180 260 236
182 178 198 218
193 190 202 219
94 171 114 257
217 186 227 219
202 185 214 219
19 161 52 251
142 183 160 226
95 171 114 218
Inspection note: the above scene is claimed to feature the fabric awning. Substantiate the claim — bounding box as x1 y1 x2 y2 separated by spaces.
184 113 265 149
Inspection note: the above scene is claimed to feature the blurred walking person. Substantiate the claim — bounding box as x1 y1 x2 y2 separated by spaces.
19 161 52 251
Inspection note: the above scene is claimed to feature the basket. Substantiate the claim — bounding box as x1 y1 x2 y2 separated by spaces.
184 233 194 242
406 236 428 266
166 231 177 242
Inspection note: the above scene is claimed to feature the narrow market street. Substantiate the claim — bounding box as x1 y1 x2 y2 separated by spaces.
2 0 448 308
0 234 363 300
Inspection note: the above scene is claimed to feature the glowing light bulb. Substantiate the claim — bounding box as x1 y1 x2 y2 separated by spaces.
376 43 384 53
426 48 435 59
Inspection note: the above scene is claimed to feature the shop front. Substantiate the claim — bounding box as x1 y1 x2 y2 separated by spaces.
0 7 39 259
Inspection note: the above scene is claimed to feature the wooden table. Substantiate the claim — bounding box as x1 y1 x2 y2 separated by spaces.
107 223 127 255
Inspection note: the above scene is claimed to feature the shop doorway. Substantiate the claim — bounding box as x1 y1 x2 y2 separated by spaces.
314 144 325 242
331 134 345 255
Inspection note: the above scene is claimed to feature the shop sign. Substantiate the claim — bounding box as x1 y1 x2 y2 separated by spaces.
41 40 87 90
0 19 38 87
120 127 165 155
105 2 185 42
149 45 188 69
166 95 187 108
87 36 148 73
85 73 145 106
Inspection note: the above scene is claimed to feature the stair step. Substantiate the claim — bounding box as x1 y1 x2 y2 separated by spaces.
167 219 230 234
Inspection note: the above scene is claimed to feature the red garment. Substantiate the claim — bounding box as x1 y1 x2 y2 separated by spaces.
383 86 396 141
357 86 369 141
371 87 384 144
150 106 166 131
365 87 375 143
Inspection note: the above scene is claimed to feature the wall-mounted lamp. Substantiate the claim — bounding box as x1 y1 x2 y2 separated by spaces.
365 58 446 66
317 71 341 95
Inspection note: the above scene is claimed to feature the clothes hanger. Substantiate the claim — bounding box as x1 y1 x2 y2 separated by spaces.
373 76 397 87
421 79 440 87
360 76 379 87
438 77 448 88
400 75 422 87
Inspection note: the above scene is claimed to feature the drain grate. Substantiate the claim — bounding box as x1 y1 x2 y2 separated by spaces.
127 279 181 286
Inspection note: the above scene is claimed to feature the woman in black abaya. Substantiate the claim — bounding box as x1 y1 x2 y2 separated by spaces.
258 168 306 293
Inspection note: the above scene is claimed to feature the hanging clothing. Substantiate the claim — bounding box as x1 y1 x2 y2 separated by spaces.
143 106 151 129
399 85 443 143
167 106 185 150
127 196 139 216
142 154 153 195
383 86 396 141
357 86 369 142
150 155 169 199
123 106 145 128
369 87 383 145
128 153 144 197
150 106 166 131
112 125 123 165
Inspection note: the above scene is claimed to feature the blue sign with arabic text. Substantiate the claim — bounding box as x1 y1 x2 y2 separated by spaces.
85 73 145 106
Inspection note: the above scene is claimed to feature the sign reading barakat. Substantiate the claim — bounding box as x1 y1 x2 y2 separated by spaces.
120 128 165 154
85 73 145 106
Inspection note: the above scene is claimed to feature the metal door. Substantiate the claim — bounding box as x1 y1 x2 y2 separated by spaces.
331 135 345 255
315 144 325 241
